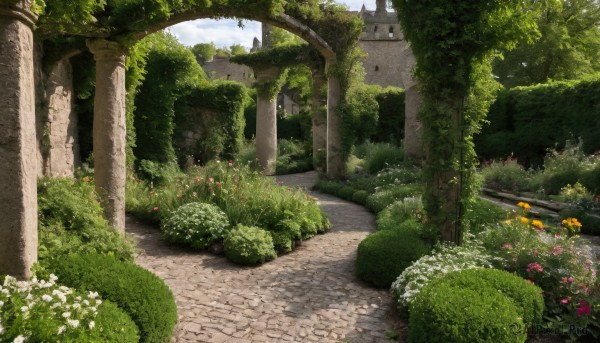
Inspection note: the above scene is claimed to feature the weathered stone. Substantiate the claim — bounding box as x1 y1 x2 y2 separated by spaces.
254 66 281 176
325 63 344 178
401 49 424 161
0 1 38 279
86 39 127 231
311 69 327 172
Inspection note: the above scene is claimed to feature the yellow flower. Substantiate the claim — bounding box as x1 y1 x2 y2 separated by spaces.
505 219 513 225
531 219 544 229
520 217 530 224
517 202 531 210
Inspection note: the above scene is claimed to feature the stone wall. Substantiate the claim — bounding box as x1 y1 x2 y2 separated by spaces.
358 40 407 88
203 56 254 87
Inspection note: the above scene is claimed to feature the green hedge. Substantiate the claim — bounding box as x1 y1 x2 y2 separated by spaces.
174 81 248 164
408 269 544 343
374 87 405 146
224 225 277 265
93 301 140 342
476 78 600 166
356 220 430 288
49 254 177 343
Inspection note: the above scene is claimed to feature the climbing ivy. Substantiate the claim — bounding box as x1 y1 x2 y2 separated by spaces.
392 0 537 243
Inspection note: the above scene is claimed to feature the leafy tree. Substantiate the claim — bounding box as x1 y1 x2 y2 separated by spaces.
230 44 248 56
191 42 217 62
493 0 600 87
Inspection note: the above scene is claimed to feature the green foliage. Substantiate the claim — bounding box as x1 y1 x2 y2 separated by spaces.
133 32 205 165
377 197 423 231
373 87 405 146
366 183 422 213
408 275 527 343
476 79 600 166
493 0 600 87
434 269 545 327
313 179 343 195
351 190 369 205
481 159 533 191
191 42 216 62
393 0 537 243
339 84 381 156
276 138 313 175
93 301 140 343
391 244 495 311
37 177 134 262
224 225 277 265
174 81 248 164
49 254 177 343
278 113 311 140
462 198 507 234
355 220 430 288
136 160 183 185
363 143 404 175
161 202 231 250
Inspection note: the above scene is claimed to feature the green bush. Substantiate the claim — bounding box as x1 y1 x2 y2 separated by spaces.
276 139 313 175
161 202 230 249
271 231 295 254
366 183 422 213
480 159 532 191
463 198 507 234
37 177 134 262
136 160 183 185
337 186 356 201
314 179 344 194
377 196 423 231
374 87 405 146
432 269 544 327
582 163 600 194
49 254 177 343
355 220 430 288
408 281 526 343
363 143 405 174
351 190 369 205
340 84 381 157
94 301 140 343
476 78 600 166
224 225 277 265
278 113 311 140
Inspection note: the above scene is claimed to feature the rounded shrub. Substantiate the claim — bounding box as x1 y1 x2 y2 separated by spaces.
93 300 140 342
49 254 177 343
271 231 295 254
356 221 430 288
351 190 369 205
408 281 526 343
434 269 544 327
314 179 343 195
337 186 356 201
224 225 277 265
161 202 230 250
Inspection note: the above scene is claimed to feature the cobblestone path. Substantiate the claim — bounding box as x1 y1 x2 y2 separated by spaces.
126 171 402 343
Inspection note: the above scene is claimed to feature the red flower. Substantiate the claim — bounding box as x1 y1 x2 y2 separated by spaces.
207 178 214 183
577 299 591 318
526 262 543 273
84 177 91 182
229 160 233 167
153 207 159 211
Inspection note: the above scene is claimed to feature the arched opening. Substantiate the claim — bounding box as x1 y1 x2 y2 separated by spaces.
374 25 379 32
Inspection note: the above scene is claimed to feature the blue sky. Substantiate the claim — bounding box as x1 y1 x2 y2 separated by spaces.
168 1 378 49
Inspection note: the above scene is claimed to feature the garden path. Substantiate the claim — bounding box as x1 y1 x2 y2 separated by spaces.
126 171 403 343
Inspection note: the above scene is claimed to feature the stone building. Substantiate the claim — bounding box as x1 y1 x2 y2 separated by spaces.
352 0 410 88
202 56 255 87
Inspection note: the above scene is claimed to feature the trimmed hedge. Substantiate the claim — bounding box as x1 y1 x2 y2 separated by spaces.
408 268 544 343
409 282 526 343
93 301 140 342
49 254 177 343
374 87 405 146
355 220 430 288
476 78 600 166
224 225 277 265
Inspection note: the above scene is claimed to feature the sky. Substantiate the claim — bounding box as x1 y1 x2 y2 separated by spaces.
168 1 378 49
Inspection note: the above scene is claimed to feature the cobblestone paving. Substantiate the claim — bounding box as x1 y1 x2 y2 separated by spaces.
126 171 403 343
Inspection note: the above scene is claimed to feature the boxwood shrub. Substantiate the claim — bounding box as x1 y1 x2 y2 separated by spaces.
93 300 140 342
355 220 430 288
161 202 230 250
337 186 356 201
351 190 369 205
409 281 526 343
48 254 177 343
224 225 277 265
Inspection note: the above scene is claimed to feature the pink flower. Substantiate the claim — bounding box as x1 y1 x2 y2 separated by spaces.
560 298 571 304
229 160 233 167
526 262 543 273
577 300 591 318
195 178 201 183
568 277 574 283
153 207 159 211
84 177 91 182
502 244 513 250
561 277 575 284
551 246 563 255
207 178 214 183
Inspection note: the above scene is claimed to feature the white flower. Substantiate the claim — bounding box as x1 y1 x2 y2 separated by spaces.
20 306 28 313
88 321 95 329
13 335 25 343
49 274 58 282
62 312 71 318
0 324 4 334
87 291 99 299
67 319 79 328
0 300 4 307
57 325 66 334
83 300 89 306
41 294 52 302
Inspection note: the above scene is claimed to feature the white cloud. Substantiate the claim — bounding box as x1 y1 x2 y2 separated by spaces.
168 1 380 48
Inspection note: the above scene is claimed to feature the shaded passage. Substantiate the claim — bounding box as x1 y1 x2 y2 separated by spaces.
127 171 402 342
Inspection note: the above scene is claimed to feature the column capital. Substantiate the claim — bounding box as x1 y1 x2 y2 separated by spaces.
86 39 127 64
253 65 282 82
0 0 37 27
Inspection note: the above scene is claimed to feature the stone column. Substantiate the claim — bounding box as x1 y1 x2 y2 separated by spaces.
401 48 424 161
311 68 327 172
326 61 344 178
0 1 38 279
254 66 281 176
87 40 127 232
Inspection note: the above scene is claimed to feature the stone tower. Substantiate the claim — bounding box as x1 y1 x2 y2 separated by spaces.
376 0 387 15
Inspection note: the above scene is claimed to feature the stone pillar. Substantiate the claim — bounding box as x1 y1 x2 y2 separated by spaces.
87 40 127 232
401 48 424 161
254 66 281 176
326 60 344 178
311 69 327 172
0 1 38 279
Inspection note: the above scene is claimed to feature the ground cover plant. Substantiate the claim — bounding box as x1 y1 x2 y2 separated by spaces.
127 161 329 264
